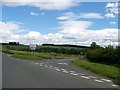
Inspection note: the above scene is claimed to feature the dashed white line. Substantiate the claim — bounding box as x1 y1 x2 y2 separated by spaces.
69 71 75 73
80 76 90 79
61 69 66 71
62 70 69 73
94 79 103 83
35 63 39 65
89 76 97 79
70 73 79 76
49 66 53 68
54 67 59 69
79 73 85 75
55 69 61 71
39 65 43 67
44 65 48 67
112 84 118 87
100 79 112 83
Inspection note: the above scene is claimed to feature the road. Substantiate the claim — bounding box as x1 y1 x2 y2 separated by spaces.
2 52 119 88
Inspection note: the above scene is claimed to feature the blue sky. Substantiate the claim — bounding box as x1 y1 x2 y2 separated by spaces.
1 1 119 46
2 2 118 33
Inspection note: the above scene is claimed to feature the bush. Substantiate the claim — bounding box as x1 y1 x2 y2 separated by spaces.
86 45 119 65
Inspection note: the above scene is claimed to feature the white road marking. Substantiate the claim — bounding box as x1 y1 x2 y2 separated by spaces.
80 76 90 79
70 73 78 76
62 70 69 73
8 54 12 57
79 73 85 75
54 67 59 69
61 69 66 71
49 66 53 68
44 65 48 67
55 69 61 71
89 76 97 79
35 63 39 65
94 79 103 83
58 62 68 65
39 65 43 67
112 84 118 87
69 71 75 73
100 79 112 83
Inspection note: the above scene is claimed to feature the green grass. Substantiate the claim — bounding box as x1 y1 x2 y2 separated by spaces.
2 49 77 60
12 54 43 60
72 59 119 80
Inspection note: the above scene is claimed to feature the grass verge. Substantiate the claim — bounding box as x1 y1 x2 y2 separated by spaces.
72 59 120 83
2 49 77 60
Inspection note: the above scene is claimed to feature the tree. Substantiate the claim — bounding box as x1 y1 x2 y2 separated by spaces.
90 42 100 49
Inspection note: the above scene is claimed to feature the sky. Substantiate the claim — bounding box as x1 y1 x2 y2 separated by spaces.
0 0 119 46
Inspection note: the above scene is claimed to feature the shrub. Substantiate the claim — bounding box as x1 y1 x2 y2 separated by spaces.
86 45 119 65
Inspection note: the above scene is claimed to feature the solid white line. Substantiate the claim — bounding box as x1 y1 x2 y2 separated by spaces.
94 79 103 83
80 76 90 79
101 79 112 83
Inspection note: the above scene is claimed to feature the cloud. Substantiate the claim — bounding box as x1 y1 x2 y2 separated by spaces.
0 21 118 46
30 12 39 16
57 12 77 20
105 13 115 18
0 21 28 43
79 13 104 19
30 12 45 16
110 21 116 25
57 20 118 46
2 0 79 10
57 12 104 20
105 2 118 18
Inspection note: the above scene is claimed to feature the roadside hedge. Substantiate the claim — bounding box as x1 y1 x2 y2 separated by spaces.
86 45 119 65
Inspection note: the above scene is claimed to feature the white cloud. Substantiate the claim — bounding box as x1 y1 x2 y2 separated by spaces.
105 2 118 18
110 21 116 25
30 12 45 16
2 0 79 10
57 12 77 20
57 20 118 46
0 21 118 46
57 12 104 20
30 12 39 16
79 13 104 19
105 13 115 18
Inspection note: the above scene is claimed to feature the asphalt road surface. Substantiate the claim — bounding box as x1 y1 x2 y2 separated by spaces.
2 52 119 88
